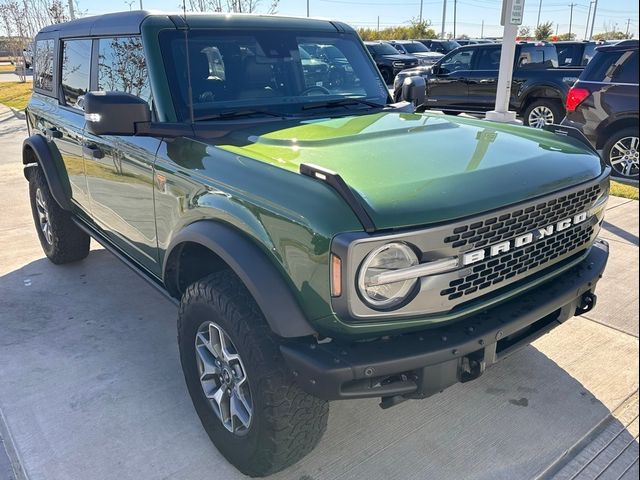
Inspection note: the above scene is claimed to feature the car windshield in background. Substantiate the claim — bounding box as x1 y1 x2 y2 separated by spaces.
160 30 388 121
401 42 430 53
367 42 402 55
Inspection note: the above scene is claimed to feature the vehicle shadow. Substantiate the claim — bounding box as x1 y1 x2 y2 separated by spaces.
0 250 637 480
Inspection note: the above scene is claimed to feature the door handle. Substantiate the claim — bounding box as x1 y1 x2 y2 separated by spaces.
43 128 62 140
83 144 104 160
479 79 495 84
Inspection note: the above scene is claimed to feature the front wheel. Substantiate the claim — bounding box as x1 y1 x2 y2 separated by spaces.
178 271 329 477
603 128 640 180
523 99 564 128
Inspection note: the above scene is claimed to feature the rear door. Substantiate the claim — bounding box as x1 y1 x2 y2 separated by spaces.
465 46 501 110
426 48 476 110
83 36 161 274
54 38 93 215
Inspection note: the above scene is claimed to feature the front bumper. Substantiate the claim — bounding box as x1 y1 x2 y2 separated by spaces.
280 240 609 405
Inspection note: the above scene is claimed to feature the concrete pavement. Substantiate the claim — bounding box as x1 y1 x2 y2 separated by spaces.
0 104 638 480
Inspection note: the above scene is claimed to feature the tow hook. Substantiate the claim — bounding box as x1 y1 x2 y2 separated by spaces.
576 292 597 315
459 351 486 383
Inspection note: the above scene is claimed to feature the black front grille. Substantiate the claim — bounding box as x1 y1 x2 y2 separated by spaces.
443 184 601 251
441 222 594 300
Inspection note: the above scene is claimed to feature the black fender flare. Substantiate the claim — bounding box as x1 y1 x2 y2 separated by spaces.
163 221 318 339
516 83 565 111
22 134 73 211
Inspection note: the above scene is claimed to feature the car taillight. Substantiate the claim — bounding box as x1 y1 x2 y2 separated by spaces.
566 87 590 112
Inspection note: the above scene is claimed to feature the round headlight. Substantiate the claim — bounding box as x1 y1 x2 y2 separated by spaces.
357 242 419 309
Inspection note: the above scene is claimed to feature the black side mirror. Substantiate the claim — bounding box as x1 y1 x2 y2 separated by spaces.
401 76 426 106
84 91 151 136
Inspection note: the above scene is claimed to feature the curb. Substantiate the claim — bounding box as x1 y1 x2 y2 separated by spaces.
0 407 28 480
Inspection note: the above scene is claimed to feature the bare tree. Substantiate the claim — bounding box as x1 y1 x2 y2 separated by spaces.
185 0 279 14
0 0 78 81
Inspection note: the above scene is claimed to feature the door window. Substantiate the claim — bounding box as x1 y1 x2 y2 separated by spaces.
61 39 92 110
33 39 54 92
439 49 475 74
475 48 501 70
97 37 152 104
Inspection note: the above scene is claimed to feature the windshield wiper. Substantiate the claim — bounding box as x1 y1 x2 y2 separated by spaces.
194 109 289 122
302 98 386 111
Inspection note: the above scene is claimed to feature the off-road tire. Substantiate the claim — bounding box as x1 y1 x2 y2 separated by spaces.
28 167 90 264
178 271 329 477
523 98 564 128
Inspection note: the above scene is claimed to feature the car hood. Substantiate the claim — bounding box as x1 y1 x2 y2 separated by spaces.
411 52 444 60
213 112 604 230
381 54 417 62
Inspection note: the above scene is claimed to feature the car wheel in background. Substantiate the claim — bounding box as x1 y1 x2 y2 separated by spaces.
380 68 393 85
523 99 564 128
603 128 640 180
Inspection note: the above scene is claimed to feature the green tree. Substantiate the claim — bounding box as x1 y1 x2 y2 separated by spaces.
593 30 634 40
556 32 576 40
535 21 554 40
357 20 437 41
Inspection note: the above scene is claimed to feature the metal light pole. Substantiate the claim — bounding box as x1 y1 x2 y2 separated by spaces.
626 18 631 36
481 19 484 38
453 0 457 38
589 0 598 40
486 0 523 124
536 0 542 28
568 3 575 37
585 1 593 40
307 0 310 17
139 0 143 9
68 0 75 19
419 0 424 23
440 0 447 39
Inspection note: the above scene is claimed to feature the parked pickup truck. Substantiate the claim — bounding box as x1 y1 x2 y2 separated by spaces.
25 11 609 477
393 41 584 127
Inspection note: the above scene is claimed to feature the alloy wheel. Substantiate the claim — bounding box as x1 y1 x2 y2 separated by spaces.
195 321 253 435
609 136 640 178
35 188 53 245
528 106 554 129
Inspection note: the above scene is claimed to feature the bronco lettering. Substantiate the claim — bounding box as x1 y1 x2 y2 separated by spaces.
462 211 590 266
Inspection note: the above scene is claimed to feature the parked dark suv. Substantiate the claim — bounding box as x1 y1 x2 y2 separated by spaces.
417 38 461 54
364 41 418 83
562 40 639 180
25 10 609 477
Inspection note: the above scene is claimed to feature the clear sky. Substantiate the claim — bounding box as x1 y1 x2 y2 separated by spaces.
77 0 639 39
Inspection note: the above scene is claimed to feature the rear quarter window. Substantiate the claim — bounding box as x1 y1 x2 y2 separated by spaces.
583 50 639 83
33 39 55 92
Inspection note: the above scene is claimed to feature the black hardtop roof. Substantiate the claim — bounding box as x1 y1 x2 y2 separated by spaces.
596 39 639 52
37 10 351 39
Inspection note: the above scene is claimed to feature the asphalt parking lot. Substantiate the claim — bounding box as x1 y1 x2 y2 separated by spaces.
0 104 638 480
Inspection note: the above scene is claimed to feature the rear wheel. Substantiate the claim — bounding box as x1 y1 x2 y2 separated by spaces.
603 128 640 180
523 99 564 128
178 271 329 477
28 167 90 264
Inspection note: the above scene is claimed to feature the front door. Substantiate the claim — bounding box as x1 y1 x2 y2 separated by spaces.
83 36 160 274
426 49 476 110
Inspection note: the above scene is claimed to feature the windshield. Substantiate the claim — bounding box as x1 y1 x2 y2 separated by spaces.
160 30 388 121
367 42 401 56
402 42 429 53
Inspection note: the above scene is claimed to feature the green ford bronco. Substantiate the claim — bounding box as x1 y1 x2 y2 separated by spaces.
24 11 610 477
